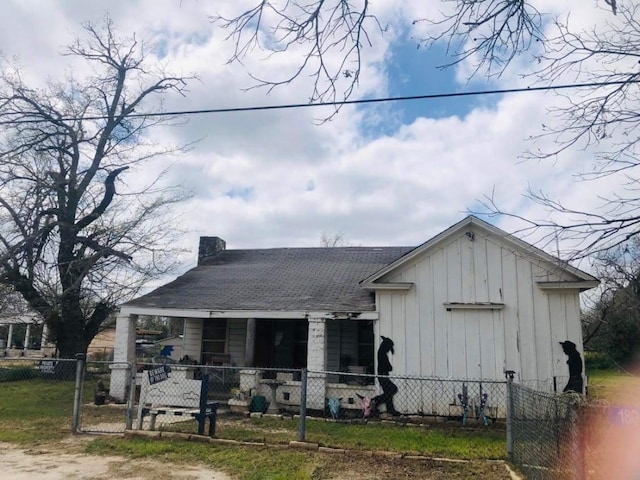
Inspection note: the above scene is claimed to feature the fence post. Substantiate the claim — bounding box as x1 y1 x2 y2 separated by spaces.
505 370 515 459
125 362 136 430
72 353 86 433
298 368 307 442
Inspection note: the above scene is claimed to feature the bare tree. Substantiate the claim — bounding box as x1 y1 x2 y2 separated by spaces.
582 240 640 365
475 2 640 260
320 231 350 247
212 1 382 113
415 0 543 77
212 1 548 106
0 19 192 357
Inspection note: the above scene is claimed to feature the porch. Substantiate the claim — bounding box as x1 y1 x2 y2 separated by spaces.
110 309 378 404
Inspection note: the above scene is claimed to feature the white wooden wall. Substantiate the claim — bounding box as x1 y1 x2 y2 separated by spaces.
375 226 585 386
183 318 203 361
228 319 247 366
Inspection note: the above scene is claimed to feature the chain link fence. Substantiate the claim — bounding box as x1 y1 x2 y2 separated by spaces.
0 356 79 434
0 356 77 382
0 356 134 435
78 359 134 434
517 375 585 394
134 362 304 439
131 364 508 440
507 378 585 480
306 370 506 423
1 356 510 442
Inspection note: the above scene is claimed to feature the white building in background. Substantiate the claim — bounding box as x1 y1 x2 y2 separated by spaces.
0 314 50 354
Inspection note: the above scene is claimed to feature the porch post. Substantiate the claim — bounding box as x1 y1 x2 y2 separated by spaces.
244 318 256 366
306 316 327 410
7 324 13 349
40 322 49 350
23 324 31 352
109 311 138 402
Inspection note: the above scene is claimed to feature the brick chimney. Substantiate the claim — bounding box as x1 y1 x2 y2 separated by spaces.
198 236 226 264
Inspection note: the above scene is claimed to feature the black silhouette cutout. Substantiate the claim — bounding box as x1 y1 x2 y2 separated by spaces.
372 336 400 415
560 340 583 394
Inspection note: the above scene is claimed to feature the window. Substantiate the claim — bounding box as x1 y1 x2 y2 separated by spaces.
201 320 228 364
357 320 374 375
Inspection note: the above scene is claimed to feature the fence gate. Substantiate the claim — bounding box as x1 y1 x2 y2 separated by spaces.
78 359 135 434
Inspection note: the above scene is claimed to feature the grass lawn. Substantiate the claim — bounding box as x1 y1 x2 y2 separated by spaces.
587 368 640 404
84 436 512 480
0 378 76 444
215 416 506 460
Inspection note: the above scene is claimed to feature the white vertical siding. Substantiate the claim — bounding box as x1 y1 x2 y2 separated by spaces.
446 239 462 302
447 311 466 378
183 318 203 361
228 319 246 366
391 294 406 374
549 293 567 380
432 248 448 377
486 240 504 304
500 245 520 375
565 294 583 350
532 264 553 383
461 235 475 302
417 256 435 376
516 257 537 381
402 265 420 377
474 237 490 302
376 226 586 388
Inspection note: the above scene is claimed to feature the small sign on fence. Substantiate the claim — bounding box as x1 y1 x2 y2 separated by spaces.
148 366 169 385
38 359 57 374
609 406 640 426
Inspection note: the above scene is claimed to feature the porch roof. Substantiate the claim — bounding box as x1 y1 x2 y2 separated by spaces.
125 246 413 313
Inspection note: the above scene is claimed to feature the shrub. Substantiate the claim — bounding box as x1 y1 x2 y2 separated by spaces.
0 367 39 382
584 351 617 371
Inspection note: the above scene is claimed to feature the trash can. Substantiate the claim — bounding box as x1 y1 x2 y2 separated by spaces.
250 395 267 413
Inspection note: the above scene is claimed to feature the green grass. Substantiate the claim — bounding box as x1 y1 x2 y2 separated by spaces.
86 437 323 480
587 368 640 404
217 417 506 460
0 378 76 444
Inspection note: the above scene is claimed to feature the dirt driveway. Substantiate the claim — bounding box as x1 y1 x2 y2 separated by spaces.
0 442 230 480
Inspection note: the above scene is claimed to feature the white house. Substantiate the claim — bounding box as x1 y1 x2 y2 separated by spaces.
110 216 598 411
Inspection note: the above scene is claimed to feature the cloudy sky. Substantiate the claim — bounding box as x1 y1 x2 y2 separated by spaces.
0 0 619 279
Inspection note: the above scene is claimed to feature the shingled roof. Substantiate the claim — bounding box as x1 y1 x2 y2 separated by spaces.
125 246 414 312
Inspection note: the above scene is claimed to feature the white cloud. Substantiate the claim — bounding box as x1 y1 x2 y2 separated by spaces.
0 0 626 279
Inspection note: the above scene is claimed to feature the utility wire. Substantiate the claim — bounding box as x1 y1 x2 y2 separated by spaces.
3 79 639 125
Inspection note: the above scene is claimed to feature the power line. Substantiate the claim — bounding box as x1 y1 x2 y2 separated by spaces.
3 79 639 125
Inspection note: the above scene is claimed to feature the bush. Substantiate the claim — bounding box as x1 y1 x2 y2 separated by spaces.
584 351 617 371
0 367 39 382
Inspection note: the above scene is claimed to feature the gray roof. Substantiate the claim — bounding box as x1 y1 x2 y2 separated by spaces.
125 246 413 312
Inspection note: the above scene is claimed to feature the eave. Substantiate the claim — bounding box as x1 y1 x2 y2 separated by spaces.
119 306 378 320
361 282 414 291
537 281 600 292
